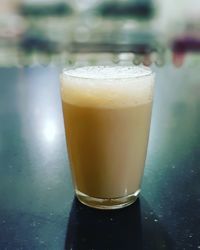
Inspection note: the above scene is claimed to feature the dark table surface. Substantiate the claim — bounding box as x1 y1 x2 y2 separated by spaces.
0 63 200 250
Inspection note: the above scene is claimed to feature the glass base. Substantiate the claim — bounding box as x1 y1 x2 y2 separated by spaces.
75 189 140 210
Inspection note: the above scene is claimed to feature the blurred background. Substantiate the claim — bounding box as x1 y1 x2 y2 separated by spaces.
0 0 199 67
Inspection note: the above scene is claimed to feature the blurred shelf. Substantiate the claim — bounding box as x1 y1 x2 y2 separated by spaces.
0 0 199 66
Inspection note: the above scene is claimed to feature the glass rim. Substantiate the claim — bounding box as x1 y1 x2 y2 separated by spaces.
61 65 154 81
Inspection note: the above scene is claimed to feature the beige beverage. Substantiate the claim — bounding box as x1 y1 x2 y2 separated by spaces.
61 66 154 209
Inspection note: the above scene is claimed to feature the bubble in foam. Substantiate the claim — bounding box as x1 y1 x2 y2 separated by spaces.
63 65 152 79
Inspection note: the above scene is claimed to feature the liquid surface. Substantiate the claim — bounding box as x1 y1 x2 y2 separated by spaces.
63 66 152 79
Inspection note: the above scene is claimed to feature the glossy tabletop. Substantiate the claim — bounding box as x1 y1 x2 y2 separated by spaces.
0 63 200 250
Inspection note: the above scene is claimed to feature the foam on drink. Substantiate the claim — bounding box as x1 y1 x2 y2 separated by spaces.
61 66 154 108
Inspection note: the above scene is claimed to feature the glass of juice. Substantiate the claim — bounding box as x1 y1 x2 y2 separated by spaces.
60 66 154 209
